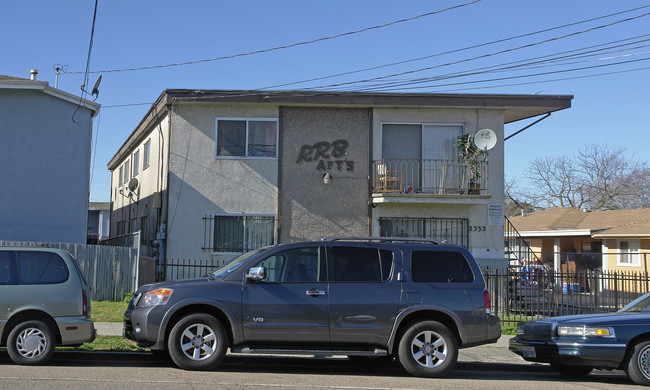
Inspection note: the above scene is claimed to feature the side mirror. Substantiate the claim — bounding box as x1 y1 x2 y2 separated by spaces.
246 266 266 282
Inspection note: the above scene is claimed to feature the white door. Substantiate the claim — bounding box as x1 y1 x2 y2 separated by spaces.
422 125 462 192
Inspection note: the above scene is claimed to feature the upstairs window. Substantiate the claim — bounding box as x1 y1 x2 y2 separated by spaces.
143 139 151 169
124 159 131 184
133 150 140 176
215 118 277 158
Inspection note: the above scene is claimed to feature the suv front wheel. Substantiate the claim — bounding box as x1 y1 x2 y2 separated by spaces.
398 320 458 377
167 313 228 370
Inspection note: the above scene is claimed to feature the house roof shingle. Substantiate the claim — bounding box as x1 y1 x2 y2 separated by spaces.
510 207 650 238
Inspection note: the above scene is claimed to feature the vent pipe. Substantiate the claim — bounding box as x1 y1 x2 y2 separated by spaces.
30 69 38 80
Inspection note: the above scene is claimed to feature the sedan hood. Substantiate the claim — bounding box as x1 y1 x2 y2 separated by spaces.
547 312 650 326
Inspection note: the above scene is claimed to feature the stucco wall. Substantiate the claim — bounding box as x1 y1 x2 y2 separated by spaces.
166 103 279 261
0 89 92 243
111 112 170 256
279 107 371 242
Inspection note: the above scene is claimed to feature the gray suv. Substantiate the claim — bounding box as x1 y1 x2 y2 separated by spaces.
124 237 500 377
0 247 95 365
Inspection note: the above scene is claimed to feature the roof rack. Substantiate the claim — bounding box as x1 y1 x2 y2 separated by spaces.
318 236 445 245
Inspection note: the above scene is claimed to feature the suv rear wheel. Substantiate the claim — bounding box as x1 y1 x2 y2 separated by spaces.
167 313 228 370
7 320 56 365
398 320 458 377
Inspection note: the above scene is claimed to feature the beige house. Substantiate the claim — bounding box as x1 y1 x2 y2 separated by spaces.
107 89 572 279
509 207 650 273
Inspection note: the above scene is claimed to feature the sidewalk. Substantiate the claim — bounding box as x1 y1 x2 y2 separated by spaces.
94 322 528 365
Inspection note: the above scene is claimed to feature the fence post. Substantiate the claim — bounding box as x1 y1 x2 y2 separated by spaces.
594 271 599 313
614 272 618 309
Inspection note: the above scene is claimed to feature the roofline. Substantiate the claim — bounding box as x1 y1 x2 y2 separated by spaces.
107 88 573 169
161 89 573 116
592 233 650 238
0 79 100 116
512 229 592 237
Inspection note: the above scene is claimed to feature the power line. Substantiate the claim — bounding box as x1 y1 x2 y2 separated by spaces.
356 56 650 92
65 0 482 75
434 66 650 93
261 5 650 90
340 41 650 92
296 11 650 92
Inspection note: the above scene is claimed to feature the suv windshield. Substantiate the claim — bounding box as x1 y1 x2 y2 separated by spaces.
209 248 268 278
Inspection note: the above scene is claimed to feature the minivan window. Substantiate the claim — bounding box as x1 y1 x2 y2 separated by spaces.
0 251 17 285
17 251 69 284
329 246 393 282
411 250 474 283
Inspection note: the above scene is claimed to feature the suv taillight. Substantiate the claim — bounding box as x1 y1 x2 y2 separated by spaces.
483 289 492 314
82 289 88 316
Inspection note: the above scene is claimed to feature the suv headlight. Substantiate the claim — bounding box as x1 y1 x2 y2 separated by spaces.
142 288 174 306
557 325 615 338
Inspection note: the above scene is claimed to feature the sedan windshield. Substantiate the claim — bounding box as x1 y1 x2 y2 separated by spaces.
208 248 268 279
620 292 650 312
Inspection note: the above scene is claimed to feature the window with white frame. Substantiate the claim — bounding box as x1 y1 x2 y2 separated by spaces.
119 165 124 186
215 118 278 158
133 150 140 176
143 139 151 169
124 159 131 184
203 214 275 253
618 240 641 266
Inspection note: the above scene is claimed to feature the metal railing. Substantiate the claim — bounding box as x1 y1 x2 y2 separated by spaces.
165 258 223 281
483 267 650 325
372 158 488 195
504 216 542 266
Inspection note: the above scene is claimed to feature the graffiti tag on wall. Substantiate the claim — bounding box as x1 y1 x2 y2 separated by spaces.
295 139 354 172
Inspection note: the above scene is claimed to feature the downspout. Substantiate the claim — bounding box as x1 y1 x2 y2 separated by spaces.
159 100 174 280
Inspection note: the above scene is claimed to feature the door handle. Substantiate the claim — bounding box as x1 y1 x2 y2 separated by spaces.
306 289 326 296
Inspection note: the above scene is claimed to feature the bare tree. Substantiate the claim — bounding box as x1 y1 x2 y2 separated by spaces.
517 144 649 211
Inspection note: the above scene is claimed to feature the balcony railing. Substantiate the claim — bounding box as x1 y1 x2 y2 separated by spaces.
372 158 488 195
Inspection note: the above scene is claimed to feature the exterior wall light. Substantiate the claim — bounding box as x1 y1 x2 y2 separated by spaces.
323 172 332 185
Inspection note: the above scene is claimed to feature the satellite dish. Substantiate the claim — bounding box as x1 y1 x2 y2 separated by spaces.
474 129 497 151
91 75 102 99
127 177 139 193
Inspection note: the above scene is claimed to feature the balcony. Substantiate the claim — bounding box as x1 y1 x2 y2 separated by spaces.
372 158 488 196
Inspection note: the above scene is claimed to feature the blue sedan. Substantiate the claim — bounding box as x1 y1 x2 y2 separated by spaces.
509 291 650 386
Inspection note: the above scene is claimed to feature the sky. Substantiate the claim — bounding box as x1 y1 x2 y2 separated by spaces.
3 0 649 202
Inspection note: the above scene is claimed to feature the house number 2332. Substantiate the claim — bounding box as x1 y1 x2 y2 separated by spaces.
470 226 486 232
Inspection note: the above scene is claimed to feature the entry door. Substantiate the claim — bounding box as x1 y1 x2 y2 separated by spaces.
242 246 330 343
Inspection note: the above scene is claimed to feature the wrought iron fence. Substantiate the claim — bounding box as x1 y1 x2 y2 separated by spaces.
483 267 650 325
165 258 222 280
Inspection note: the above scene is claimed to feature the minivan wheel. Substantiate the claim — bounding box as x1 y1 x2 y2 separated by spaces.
626 340 650 386
167 313 228 370
398 321 458 377
7 320 56 365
